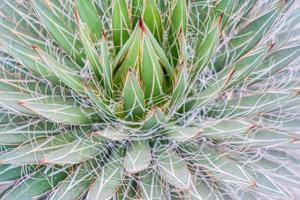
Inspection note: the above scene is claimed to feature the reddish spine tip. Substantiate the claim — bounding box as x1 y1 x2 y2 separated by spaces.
39 159 47 164
268 43 276 51
138 17 145 32
94 131 102 136
74 10 80 23
290 137 298 143
251 180 258 188
247 124 256 131
18 100 27 106
219 13 224 23
31 45 38 51
102 31 107 38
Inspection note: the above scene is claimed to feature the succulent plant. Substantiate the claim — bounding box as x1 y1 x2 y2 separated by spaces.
1 0 300 199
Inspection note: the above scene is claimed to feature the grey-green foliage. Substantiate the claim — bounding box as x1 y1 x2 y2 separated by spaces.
0 0 300 199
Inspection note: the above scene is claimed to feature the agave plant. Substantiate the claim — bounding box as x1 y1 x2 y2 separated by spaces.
0 0 300 199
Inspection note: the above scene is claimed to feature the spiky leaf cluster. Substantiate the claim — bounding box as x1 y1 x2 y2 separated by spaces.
0 0 300 199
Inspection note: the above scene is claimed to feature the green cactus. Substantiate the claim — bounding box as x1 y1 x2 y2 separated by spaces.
0 0 300 199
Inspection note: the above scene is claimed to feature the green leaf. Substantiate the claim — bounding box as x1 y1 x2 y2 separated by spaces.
87 149 125 200
0 92 35 115
100 34 114 98
191 180 218 200
215 92 293 117
0 165 34 183
114 177 137 199
76 13 103 81
252 157 298 177
0 112 28 125
116 19 166 103
0 133 77 164
113 28 141 86
0 17 44 48
1 168 67 200
49 1 77 32
233 0 257 22
32 1 85 65
251 172 289 198
49 161 96 200
0 26 58 83
33 46 85 94
166 127 202 142
85 86 115 119
146 26 174 83
170 0 187 33
114 21 174 89
20 98 94 125
169 64 188 110
144 0 163 43
213 0 235 30
112 0 132 52
75 16 112 98
226 46 269 88
168 0 187 66
203 119 252 139
156 149 192 190
142 107 166 130
124 141 151 174
250 45 300 83
0 69 54 95
230 129 299 149
232 153 293 197
191 20 219 79
123 70 146 121
0 0 43 37
214 4 282 71
132 0 144 26
0 120 58 145
43 135 105 165
184 145 253 186
181 68 235 112
141 36 165 103
113 27 138 68
93 128 129 141
139 170 164 200
76 0 102 40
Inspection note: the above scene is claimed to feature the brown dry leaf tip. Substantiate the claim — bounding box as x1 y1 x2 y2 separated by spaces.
138 17 145 32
